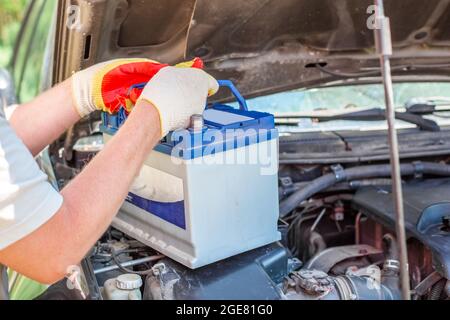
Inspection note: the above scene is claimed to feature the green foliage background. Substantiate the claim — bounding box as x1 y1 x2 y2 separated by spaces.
0 0 28 67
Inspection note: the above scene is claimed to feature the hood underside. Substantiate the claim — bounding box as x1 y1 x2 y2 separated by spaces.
58 0 450 99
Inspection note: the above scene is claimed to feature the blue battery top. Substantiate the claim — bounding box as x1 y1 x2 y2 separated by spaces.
100 81 278 160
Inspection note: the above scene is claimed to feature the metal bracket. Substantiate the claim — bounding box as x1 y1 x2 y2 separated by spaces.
375 16 393 56
331 164 346 182
279 176 294 188
412 161 425 179
373 0 411 300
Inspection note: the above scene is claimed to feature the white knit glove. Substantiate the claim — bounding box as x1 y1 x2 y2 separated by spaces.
137 67 219 138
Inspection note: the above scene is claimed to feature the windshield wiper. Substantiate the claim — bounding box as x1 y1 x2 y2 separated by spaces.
406 101 450 115
276 108 440 132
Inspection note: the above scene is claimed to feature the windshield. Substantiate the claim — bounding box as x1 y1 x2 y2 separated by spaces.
235 82 450 132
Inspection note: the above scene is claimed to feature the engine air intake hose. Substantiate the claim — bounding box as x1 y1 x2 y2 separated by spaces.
279 161 450 217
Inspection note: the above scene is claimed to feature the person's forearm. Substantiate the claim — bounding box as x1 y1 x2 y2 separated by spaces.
60 100 161 259
8 79 81 156
0 101 161 284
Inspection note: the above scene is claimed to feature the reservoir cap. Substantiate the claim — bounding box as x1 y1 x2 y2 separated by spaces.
116 274 143 290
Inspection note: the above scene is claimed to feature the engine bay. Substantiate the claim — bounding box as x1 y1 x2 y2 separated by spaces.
49 132 448 301
78 170 449 300
43 80 450 301
5 0 450 304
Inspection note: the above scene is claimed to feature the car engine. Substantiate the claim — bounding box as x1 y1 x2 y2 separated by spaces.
66 155 449 300
44 80 450 301
7 0 450 303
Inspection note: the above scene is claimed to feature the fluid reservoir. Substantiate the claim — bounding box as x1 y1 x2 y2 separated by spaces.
103 274 143 300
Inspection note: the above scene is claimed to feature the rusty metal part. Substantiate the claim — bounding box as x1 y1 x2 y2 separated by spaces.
413 271 444 297
304 245 383 273
143 262 181 300
359 218 436 292
290 270 334 296
428 278 446 300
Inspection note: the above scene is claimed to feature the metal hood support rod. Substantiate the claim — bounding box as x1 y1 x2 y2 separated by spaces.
373 0 411 300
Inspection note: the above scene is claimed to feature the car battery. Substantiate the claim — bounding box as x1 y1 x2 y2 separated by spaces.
101 80 281 269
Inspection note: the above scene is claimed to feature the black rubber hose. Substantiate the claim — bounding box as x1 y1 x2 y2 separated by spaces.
279 162 450 218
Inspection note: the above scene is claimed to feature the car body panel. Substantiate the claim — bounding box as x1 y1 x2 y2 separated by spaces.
53 0 450 100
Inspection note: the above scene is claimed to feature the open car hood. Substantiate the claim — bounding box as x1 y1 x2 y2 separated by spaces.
57 0 450 100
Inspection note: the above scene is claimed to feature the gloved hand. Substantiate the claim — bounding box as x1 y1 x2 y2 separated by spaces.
137 66 219 138
71 58 208 117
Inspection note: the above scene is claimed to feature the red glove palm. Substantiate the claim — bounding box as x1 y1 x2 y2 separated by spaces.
71 58 204 116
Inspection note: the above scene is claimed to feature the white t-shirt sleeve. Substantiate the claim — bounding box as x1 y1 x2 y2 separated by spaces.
0 114 63 251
